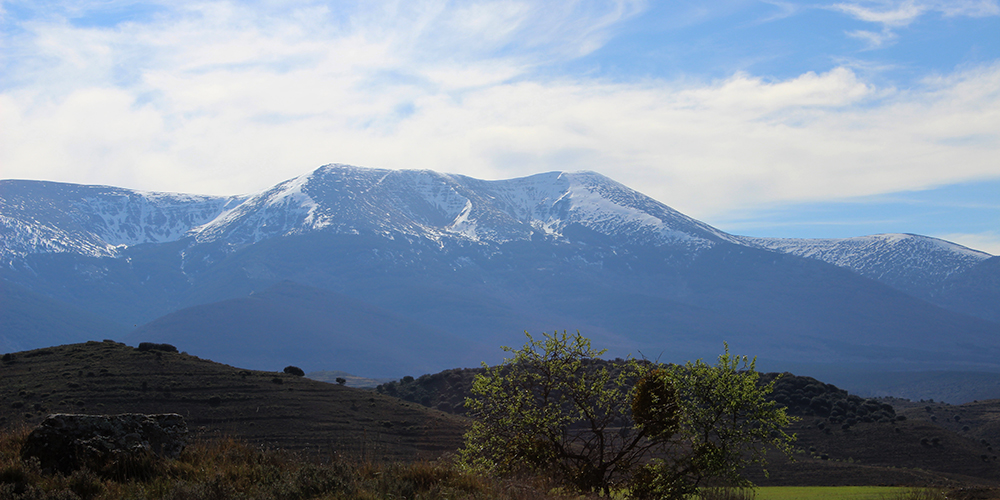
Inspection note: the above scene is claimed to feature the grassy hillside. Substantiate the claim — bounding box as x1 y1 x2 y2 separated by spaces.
0 341 465 461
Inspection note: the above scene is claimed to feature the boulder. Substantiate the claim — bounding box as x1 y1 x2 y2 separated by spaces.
20 413 188 473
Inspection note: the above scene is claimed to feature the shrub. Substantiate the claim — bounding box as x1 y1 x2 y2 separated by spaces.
0 426 571 500
283 366 305 377
137 343 178 353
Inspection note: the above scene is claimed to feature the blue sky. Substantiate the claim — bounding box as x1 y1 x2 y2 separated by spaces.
1 0 998 253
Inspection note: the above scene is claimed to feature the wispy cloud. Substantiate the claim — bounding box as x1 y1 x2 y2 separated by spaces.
831 0 928 27
845 27 897 49
832 0 998 26
830 0 999 48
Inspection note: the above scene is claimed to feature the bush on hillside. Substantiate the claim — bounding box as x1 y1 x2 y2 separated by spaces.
283 366 305 377
136 343 178 353
760 373 896 423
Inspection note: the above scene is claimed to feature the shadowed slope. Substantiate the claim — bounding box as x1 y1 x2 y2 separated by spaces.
126 280 486 378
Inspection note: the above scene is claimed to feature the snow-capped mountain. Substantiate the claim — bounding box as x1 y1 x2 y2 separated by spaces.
192 165 735 250
2 164 998 377
0 180 243 262
5 166 987 279
1 166 737 262
742 234 993 298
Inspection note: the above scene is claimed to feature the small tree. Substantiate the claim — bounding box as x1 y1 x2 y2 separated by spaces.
459 331 657 495
631 345 796 499
460 333 795 499
283 365 305 377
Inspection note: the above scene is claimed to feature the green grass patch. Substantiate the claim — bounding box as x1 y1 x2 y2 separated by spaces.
755 486 944 500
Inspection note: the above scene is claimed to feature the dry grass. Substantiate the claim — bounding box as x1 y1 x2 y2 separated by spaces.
0 426 586 500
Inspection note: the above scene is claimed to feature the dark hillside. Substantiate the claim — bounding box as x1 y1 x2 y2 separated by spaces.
378 363 1000 485
900 399 1000 455
0 341 466 460
753 417 1000 487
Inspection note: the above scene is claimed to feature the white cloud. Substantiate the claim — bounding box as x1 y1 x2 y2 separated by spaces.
0 0 998 225
845 27 897 49
938 232 1000 256
831 0 998 48
831 0 998 26
831 0 928 27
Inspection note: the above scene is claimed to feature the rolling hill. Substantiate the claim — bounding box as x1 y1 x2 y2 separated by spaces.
0 341 465 460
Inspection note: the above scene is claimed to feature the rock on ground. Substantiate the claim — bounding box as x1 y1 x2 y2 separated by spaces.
20 413 188 473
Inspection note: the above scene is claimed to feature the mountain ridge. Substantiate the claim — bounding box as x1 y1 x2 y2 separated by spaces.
2 164 997 378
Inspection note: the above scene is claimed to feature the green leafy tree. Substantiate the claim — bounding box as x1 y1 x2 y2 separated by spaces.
459 331 657 495
460 333 795 499
631 345 796 499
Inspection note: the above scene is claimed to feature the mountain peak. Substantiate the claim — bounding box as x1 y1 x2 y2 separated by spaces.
187 164 732 250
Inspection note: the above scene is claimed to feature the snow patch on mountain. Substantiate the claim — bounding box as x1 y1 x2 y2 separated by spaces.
0 180 240 262
0 215 112 261
560 172 725 246
742 233 992 290
78 191 240 247
448 199 478 239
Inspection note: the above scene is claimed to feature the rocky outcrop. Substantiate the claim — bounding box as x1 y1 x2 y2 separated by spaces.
20 413 188 473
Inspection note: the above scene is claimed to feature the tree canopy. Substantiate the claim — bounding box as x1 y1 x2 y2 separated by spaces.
631 345 796 498
458 332 795 498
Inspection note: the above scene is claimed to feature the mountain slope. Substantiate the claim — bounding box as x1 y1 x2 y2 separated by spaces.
743 234 996 321
0 279 129 352
935 256 1000 323
0 179 242 261
125 280 485 378
1 164 998 376
743 233 991 294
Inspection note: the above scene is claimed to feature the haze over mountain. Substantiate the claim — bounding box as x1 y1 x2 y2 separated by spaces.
1 164 997 378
